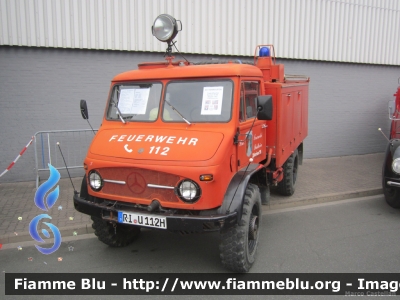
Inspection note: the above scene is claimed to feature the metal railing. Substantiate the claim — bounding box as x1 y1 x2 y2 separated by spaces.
34 129 97 188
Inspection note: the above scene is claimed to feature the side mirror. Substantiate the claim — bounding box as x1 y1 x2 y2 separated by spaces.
80 100 89 120
256 95 273 120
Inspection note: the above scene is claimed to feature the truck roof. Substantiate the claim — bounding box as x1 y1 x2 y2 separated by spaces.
112 62 263 82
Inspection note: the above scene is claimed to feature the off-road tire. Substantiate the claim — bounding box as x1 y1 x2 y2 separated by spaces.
219 183 261 272
382 177 400 208
278 149 299 196
91 216 141 247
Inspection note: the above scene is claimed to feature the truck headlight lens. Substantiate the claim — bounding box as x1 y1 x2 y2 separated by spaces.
392 158 400 174
177 180 201 203
152 14 181 43
89 170 103 191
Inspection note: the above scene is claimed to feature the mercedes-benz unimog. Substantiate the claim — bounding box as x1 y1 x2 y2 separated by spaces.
74 14 309 272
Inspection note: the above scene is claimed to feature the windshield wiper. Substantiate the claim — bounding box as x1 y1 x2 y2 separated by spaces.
111 100 126 124
165 100 191 125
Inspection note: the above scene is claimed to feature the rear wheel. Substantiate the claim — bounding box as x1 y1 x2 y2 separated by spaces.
91 216 141 247
278 149 299 196
219 183 261 272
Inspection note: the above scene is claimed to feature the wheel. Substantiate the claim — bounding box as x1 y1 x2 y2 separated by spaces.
278 149 299 196
382 178 400 208
91 216 141 247
219 183 261 272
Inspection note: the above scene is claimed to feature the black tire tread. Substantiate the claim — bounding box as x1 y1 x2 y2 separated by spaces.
91 216 140 247
278 150 298 196
219 183 261 272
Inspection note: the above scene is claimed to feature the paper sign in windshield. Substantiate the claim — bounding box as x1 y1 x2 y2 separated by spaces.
201 87 224 115
118 88 150 115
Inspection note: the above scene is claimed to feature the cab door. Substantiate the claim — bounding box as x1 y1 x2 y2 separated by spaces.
236 81 266 169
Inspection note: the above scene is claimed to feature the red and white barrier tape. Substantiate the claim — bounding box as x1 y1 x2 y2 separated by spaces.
0 136 34 178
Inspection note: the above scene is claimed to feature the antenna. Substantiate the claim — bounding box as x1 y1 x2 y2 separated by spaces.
56 142 78 195
378 128 390 142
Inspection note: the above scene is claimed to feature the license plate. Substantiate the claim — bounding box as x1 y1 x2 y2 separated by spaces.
118 211 167 229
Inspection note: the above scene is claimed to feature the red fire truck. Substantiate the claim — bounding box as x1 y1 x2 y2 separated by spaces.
75 14 309 272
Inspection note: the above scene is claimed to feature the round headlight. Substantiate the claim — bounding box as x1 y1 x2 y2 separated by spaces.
392 158 400 174
152 14 181 43
177 180 201 203
89 170 103 191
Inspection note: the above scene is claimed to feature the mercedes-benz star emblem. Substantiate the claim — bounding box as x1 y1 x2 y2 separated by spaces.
127 172 146 194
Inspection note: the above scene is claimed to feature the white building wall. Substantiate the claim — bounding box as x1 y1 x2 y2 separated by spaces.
1 46 398 183
1 0 399 65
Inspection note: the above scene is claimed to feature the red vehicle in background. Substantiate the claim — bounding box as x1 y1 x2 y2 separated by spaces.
382 78 400 208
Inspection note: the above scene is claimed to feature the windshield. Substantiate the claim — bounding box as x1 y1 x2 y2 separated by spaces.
163 80 233 123
106 83 162 122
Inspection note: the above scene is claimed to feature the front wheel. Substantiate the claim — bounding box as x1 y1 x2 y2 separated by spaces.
219 183 261 272
91 216 141 247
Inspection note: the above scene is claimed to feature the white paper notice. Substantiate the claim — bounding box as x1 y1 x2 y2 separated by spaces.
118 88 150 115
201 86 224 115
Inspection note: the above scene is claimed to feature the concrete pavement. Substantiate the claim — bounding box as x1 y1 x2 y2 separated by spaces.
0 152 385 245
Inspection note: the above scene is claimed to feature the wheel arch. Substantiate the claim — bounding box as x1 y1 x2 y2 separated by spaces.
217 164 263 223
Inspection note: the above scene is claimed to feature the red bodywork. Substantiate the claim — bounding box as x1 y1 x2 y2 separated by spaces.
255 45 309 172
83 47 309 211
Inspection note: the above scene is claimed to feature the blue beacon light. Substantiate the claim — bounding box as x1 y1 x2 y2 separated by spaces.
259 47 270 57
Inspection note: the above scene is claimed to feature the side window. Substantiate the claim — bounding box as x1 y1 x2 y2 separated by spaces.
240 81 259 122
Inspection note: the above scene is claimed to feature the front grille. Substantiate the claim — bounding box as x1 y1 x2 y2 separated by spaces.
100 167 180 203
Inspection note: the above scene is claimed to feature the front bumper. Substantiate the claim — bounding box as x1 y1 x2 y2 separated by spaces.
73 193 237 232
386 180 400 188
